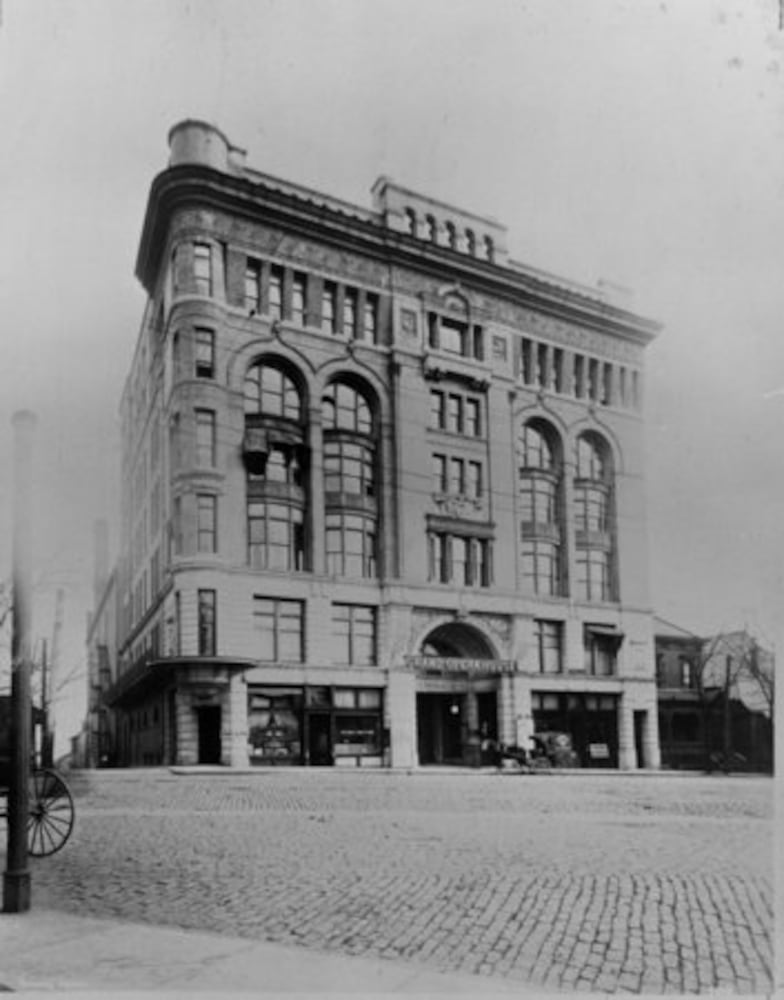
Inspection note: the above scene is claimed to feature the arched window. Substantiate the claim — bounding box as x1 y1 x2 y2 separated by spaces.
519 420 564 597
323 379 378 579
445 221 458 250
405 208 417 237
244 361 302 420
426 215 438 244
465 229 476 257
574 432 615 601
484 235 495 263
243 359 307 572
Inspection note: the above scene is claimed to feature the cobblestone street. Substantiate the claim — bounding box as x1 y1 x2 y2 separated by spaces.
13 769 774 994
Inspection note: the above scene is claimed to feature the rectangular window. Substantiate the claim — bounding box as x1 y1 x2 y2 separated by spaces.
247 501 304 571
522 539 560 597
195 328 215 379
430 390 445 430
197 494 216 553
432 453 447 493
343 289 357 339
326 513 376 578
584 628 618 676
536 619 563 674
363 294 378 343
193 243 212 296
447 394 462 433
333 604 376 665
322 281 337 334
245 260 261 312
449 457 464 495
472 325 484 361
536 344 548 388
576 549 610 602
588 359 600 401
428 533 490 587
452 536 470 585
172 495 182 556
253 597 304 663
464 398 480 437
552 349 564 393
467 461 482 499
198 589 216 656
574 355 585 398
521 338 533 385
602 363 612 406
292 273 307 325
195 409 216 467
428 532 448 583
439 317 465 355
268 265 284 320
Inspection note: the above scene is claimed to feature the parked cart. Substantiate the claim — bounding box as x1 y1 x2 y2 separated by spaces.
0 696 74 856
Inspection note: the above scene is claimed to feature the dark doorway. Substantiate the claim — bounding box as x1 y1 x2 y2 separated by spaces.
634 710 647 769
308 713 332 765
197 706 222 764
417 693 464 765
167 690 178 765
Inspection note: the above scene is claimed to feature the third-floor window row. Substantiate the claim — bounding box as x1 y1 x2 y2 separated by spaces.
243 257 380 344
519 337 641 412
172 242 381 344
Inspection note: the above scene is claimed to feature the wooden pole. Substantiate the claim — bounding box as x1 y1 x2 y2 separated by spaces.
3 410 36 912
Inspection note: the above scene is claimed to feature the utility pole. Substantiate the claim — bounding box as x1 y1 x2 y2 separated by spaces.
40 638 51 768
47 588 64 767
3 410 37 913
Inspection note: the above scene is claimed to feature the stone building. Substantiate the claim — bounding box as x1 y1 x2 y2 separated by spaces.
100 119 662 769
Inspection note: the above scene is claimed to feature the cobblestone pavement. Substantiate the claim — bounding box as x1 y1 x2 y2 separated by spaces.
12 770 774 994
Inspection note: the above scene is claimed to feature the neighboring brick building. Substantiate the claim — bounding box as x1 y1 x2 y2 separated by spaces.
98 120 662 769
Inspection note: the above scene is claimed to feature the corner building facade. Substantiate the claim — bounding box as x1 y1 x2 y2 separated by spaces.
107 120 662 770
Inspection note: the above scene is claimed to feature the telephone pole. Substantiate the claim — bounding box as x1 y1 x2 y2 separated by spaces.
3 410 37 913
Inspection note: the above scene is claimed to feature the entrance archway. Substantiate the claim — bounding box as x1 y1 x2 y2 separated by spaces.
416 622 499 766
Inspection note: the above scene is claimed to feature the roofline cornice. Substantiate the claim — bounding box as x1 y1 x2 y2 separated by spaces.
135 165 661 346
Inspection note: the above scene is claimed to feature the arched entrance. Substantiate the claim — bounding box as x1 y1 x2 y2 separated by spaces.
414 622 502 767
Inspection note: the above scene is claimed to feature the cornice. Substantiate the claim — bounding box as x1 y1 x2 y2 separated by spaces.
136 165 661 347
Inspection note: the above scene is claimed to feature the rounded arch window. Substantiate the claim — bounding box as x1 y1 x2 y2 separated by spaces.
576 432 611 482
244 360 302 420
519 420 560 472
322 379 374 435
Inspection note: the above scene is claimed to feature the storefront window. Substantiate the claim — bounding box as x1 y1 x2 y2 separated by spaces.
247 689 303 764
334 715 381 756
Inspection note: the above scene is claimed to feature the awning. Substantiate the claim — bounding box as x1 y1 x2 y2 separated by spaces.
584 624 625 648
104 657 254 708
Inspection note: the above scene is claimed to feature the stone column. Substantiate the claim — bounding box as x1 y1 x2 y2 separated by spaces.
510 675 533 747
617 697 636 770
387 670 416 768
225 673 249 767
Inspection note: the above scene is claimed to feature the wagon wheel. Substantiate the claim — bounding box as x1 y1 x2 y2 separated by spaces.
27 768 74 857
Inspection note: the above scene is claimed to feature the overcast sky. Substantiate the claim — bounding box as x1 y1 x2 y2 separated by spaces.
0 0 781 747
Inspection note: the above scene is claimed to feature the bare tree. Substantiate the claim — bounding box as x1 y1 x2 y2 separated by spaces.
695 629 773 770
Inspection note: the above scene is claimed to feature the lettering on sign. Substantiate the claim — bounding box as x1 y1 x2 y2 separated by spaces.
405 656 516 675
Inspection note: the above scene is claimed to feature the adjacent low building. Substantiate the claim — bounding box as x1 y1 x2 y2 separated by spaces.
92 119 663 770
655 618 774 772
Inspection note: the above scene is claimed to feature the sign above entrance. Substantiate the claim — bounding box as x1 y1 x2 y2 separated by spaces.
405 656 516 675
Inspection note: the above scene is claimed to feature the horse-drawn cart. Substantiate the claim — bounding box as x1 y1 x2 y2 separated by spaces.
0 695 74 856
